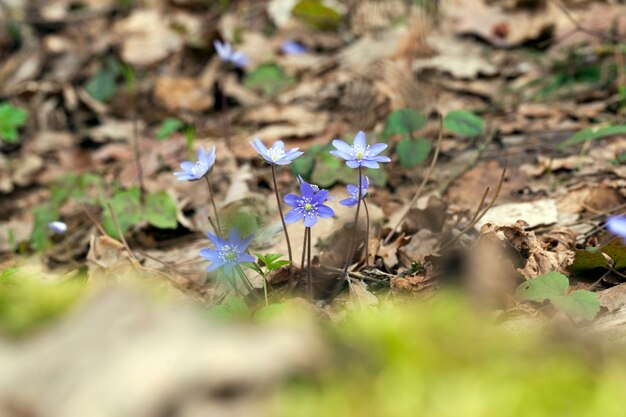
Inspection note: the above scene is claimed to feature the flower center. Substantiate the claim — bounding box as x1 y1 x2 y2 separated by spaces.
304 203 312 211
219 245 240 263
268 147 285 162
352 145 369 161
191 160 209 177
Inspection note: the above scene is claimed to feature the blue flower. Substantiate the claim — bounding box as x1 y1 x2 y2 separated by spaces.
48 221 67 234
607 215 626 240
331 131 391 169
281 40 307 55
251 138 304 165
174 145 216 181
199 229 255 276
339 176 369 207
284 180 334 227
213 40 249 68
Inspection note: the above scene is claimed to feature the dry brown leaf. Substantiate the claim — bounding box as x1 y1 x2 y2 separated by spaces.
154 76 213 112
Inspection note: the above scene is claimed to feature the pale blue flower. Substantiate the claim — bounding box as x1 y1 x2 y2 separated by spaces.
199 229 255 276
174 145 216 181
281 40 306 55
607 216 626 240
48 221 67 234
284 180 334 227
339 176 369 207
331 131 391 169
213 40 249 68
251 138 303 165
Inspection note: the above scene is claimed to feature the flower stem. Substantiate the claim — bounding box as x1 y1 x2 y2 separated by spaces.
299 226 308 290
262 271 269 307
363 198 370 267
343 166 363 276
271 164 293 273
205 176 222 236
306 227 313 301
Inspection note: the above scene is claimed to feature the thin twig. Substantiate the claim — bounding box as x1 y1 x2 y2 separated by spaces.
384 113 443 244
321 265 386 283
106 203 138 263
80 203 108 236
438 161 508 251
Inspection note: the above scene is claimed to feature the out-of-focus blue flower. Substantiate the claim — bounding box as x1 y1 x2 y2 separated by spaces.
339 176 369 207
48 221 67 234
284 180 334 227
330 131 391 169
607 215 626 240
251 138 304 165
199 229 255 276
281 40 307 55
174 145 216 181
213 40 249 68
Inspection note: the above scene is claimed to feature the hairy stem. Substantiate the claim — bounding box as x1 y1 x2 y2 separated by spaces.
343 166 363 276
272 164 293 274
205 176 222 236
299 226 308 290
262 271 269 307
306 227 313 301
363 198 370 267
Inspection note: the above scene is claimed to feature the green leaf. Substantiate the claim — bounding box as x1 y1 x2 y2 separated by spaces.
243 63 295 97
396 137 431 168
156 118 185 140
85 58 121 102
242 261 264 276
599 238 626 270
515 272 569 302
30 203 59 251
268 260 290 271
443 110 484 137
551 291 600 321
292 0 342 31
567 247 610 277
383 109 427 140
101 187 142 239
208 296 249 321
145 191 178 229
559 125 626 149
0 102 28 143
290 144 324 180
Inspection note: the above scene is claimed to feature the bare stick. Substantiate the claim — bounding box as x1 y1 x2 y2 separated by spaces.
204 176 222 235
131 95 145 205
343 166 364 275
384 114 443 244
272 164 293 272
80 203 108 236
439 162 507 251
363 199 370 267
106 203 138 263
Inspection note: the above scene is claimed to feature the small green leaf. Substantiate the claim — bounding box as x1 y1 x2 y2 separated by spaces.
396 137 431 168
382 109 426 139
208 296 249 321
85 58 121 102
242 261 264 276
559 125 626 149
145 191 178 229
568 247 610 277
156 118 185 140
551 290 600 321
268 260 290 271
443 110 484 137
292 0 342 31
600 238 626 270
101 187 142 239
0 102 28 143
243 63 295 97
515 272 569 302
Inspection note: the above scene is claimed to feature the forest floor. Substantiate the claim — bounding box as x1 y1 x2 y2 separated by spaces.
2 0 626 416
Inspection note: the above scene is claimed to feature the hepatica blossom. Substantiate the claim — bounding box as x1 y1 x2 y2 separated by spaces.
284 180 334 227
199 229 255 275
251 138 303 165
174 145 215 181
607 215 626 240
331 131 391 169
281 40 307 55
48 221 67 234
213 40 249 68
340 176 369 207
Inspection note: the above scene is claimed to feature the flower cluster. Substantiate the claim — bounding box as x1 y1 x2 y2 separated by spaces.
173 145 216 181
213 40 249 68
284 180 334 227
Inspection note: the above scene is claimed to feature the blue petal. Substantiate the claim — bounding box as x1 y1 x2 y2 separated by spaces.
180 161 195 171
340 198 357 207
285 209 304 223
239 253 255 263
362 176 369 189
205 145 216 168
173 172 195 181
332 139 352 154
316 205 334 218
206 259 224 272
273 140 285 151
300 181 314 199
368 143 388 155
228 228 241 246
346 160 361 169
197 146 206 162
207 232 227 249
284 194 301 207
239 234 255 251
346 184 358 195
303 213 318 227
373 155 391 163
330 150 352 161
199 248 219 261
213 40 228 58
354 131 366 148
361 160 380 169
313 189 329 204
607 216 626 238
230 51 249 67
